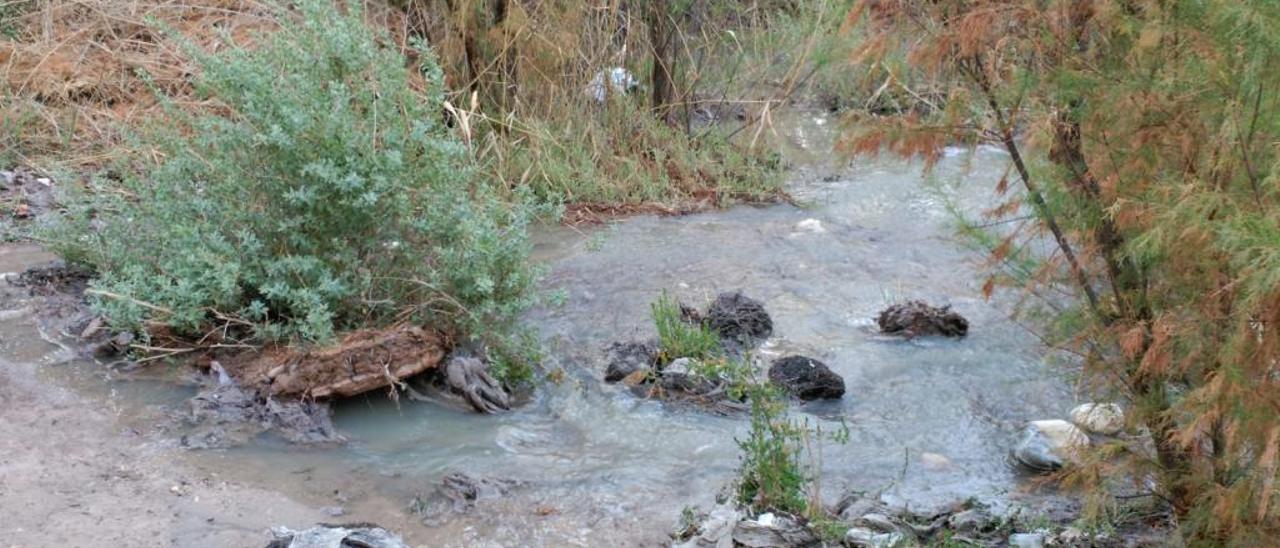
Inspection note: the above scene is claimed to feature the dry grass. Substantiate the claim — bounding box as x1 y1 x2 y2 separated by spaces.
2 0 807 213
0 1 289 166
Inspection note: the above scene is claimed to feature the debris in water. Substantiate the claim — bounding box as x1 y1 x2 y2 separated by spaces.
181 382 345 449
442 355 511 414
876 300 968 338
266 523 407 548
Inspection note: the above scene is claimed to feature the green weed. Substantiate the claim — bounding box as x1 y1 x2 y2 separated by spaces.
651 291 722 363
736 382 809 515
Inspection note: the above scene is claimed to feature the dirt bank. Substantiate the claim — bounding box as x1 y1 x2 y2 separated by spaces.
0 345 330 546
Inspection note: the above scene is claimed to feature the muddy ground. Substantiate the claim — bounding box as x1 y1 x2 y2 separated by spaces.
0 337 326 546
0 245 403 547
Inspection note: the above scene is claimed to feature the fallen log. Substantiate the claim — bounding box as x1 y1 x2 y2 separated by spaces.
226 326 446 399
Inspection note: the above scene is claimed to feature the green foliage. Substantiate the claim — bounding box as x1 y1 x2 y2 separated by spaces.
40 0 537 348
688 355 756 400
736 382 809 515
650 291 723 363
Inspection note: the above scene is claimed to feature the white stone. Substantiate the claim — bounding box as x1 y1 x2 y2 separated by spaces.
1069 402 1125 435
794 218 825 233
1011 420 1090 472
920 452 952 470
664 357 693 376
844 527 904 548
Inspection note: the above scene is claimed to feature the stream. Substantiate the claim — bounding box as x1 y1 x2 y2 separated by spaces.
1 114 1080 547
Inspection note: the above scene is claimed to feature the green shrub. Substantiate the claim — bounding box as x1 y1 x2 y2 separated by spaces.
650 291 723 363
736 382 810 514
41 0 537 348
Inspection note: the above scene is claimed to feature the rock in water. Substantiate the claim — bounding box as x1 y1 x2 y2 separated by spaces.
443 356 510 414
673 503 741 548
844 527 904 548
1069 402 1124 435
731 513 819 547
1008 532 1047 548
706 291 773 342
1011 420 1090 472
876 301 968 337
767 356 845 400
603 340 659 382
266 524 407 548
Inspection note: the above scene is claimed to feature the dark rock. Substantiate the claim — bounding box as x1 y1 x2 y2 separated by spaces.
603 340 659 382
442 355 510 414
767 356 845 400
706 291 773 342
876 301 968 338
266 524 407 548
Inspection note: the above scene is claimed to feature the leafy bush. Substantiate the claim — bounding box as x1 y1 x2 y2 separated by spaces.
42 0 537 347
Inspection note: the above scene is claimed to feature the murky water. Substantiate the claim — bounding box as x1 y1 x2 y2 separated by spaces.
1 115 1080 546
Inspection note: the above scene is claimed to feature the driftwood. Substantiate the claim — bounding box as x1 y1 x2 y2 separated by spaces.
227 326 446 399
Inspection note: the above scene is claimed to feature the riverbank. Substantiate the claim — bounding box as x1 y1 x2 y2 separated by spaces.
0 247 324 547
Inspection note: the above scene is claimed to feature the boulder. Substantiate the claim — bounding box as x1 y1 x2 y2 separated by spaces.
266 524 407 548
767 356 845 400
1011 420 1089 472
876 301 968 338
706 291 773 342
1069 403 1125 436
603 340 659 382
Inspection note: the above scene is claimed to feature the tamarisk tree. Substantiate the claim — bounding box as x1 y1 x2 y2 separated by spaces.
847 1 1280 543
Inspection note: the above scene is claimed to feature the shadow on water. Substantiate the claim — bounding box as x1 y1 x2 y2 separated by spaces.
2 114 1081 546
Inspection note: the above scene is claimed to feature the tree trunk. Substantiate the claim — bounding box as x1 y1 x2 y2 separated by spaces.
648 0 676 125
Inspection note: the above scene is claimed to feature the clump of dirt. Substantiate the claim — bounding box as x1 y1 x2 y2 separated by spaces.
10 260 93 295
225 326 446 400
0 167 58 224
704 291 773 343
182 381 344 449
876 300 969 338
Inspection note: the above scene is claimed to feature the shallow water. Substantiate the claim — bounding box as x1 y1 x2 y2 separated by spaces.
2 116 1081 546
